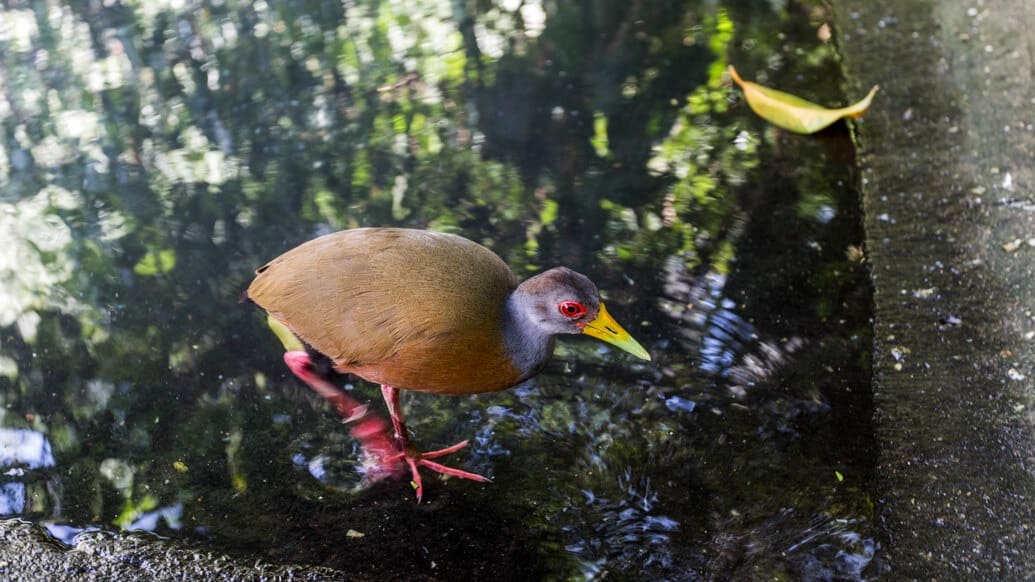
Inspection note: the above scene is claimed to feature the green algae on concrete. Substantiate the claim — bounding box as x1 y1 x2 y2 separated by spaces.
831 0 1035 576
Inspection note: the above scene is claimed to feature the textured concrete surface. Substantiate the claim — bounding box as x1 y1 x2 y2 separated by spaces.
0 520 347 581
832 0 1035 577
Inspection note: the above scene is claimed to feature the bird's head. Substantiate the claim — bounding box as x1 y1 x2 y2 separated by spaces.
517 267 651 361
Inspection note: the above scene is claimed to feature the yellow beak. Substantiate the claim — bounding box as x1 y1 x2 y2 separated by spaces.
581 302 651 361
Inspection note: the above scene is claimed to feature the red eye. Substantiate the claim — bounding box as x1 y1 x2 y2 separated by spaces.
558 301 586 319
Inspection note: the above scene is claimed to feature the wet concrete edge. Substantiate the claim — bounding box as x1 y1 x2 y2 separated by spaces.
831 0 1035 577
0 519 354 581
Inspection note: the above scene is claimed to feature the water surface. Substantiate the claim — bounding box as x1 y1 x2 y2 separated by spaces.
0 0 878 578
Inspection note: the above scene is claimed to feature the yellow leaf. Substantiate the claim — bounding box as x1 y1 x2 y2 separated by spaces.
729 66 879 134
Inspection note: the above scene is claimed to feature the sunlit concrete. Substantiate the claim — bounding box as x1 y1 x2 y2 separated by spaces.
832 0 1035 576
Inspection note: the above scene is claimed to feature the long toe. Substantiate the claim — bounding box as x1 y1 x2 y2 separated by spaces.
417 459 491 483
388 440 490 501
417 439 471 460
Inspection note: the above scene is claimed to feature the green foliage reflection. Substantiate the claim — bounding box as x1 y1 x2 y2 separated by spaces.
0 0 874 578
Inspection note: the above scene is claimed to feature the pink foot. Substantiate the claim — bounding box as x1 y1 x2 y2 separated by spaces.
380 385 491 502
282 351 489 500
386 439 491 502
284 351 403 482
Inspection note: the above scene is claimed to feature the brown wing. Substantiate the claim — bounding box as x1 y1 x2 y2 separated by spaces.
246 228 522 394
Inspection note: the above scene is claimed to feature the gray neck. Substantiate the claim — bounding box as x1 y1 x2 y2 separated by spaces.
501 291 557 381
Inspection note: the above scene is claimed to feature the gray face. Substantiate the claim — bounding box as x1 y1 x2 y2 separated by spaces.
519 267 601 335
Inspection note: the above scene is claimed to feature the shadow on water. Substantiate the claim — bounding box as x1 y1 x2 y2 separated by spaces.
0 0 880 578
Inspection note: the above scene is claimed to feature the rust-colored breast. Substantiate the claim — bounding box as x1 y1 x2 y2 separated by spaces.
247 228 523 395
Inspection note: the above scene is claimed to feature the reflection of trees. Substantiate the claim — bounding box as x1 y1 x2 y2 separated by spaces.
0 0 873 578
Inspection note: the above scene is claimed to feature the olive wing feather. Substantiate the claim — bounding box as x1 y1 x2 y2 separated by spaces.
247 229 518 377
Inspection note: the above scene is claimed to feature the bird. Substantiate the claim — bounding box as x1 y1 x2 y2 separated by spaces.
245 227 650 500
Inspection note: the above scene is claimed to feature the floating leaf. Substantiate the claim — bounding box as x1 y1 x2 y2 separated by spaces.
729 66 879 134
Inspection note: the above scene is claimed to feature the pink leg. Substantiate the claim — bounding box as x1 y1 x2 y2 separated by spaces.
380 385 491 502
380 385 411 443
284 351 402 481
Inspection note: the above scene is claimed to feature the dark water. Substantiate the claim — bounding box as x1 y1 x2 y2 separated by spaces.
0 0 880 578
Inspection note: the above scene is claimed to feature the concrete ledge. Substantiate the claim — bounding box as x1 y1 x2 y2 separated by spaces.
0 520 342 581
832 0 1035 576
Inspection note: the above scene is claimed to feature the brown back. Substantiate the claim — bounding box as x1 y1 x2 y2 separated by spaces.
247 228 523 394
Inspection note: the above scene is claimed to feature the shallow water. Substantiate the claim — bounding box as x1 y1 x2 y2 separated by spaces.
1 0 879 578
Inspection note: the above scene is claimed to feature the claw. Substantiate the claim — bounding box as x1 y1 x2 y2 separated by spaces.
341 403 369 424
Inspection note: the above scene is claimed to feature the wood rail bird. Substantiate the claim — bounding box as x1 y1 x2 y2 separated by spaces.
246 227 650 500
